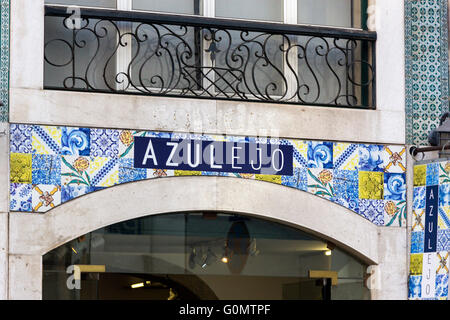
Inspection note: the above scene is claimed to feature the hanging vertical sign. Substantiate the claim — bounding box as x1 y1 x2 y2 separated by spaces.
422 185 438 298
424 185 438 253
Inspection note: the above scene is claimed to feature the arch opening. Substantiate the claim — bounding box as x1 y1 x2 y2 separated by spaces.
43 211 371 300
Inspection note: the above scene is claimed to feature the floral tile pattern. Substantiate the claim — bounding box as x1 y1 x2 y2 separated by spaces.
10 183 32 212
410 159 450 300
307 168 334 201
90 129 120 158
358 199 384 226
10 124 32 153
384 200 406 227
9 124 408 228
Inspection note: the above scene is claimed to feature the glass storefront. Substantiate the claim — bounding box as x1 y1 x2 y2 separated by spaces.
43 212 370 300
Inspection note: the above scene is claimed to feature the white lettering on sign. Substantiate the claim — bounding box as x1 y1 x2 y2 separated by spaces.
166 142 179 167
142 139 158 166
421 252 436 299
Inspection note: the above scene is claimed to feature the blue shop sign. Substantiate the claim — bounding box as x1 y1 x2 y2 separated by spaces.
134 137 293 175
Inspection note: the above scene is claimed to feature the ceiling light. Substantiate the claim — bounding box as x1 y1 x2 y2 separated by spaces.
131 282 144 289
325 250 332 256
221 256 229 263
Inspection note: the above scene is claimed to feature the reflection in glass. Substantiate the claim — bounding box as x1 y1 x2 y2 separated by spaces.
215 0 282 22
44 0 117 8
297 0 354 28
43 212 370 300
132 0 198 15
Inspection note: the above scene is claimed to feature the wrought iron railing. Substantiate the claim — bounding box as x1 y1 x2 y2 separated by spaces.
44 5 376 109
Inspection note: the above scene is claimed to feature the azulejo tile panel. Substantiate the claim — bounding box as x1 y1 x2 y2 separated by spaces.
405 0 449 146
9 124 407 228
410 160 450 300
0 0 9 122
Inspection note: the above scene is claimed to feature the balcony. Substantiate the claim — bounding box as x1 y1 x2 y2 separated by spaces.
44 5 376 109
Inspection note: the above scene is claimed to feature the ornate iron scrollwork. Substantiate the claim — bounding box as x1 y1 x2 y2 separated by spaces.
44 6 376 108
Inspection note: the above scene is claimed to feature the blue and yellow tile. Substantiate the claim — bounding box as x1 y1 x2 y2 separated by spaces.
119 158 146 183
32 125 61 155
10 124 32 154
286 139 308 168
333 143 358 170
61 127 90 156
306 168 334 200
61 185 92 203
255 174 282 184
438 206 450 230
436 274 448 298
438 161 450 184
384 172 406 201
359 171 384 200
408 275 422 299
32 154 61 186
61 155 91 187
413 186 426 210
358 144 384 172
412 208 425 231
358 199 384 226
383 199 406 227
414 164 426 186
87 157 119 187
333 169 358 212
410 254 423 275
90 128 120 158
10 183 32 212
426 162 439 186
382 145 406 173
10 153 32 184
439 184 450 207
281 167 307 192
32 184 61 213
411 231 425 253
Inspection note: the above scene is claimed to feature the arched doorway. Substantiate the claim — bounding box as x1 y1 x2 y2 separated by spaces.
42 212 371 300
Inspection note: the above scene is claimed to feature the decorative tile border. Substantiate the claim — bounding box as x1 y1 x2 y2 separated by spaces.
9 123 407 227
0 0 9 122
409 160 450 300
405 0 449 146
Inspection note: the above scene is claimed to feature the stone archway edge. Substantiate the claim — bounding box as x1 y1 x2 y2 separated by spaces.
9 176 380 265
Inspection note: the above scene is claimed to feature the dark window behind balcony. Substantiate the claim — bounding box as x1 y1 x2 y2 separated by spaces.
43 4 376 109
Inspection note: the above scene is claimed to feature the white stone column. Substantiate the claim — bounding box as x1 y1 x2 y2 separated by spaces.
370 228 408 299
8 255 42 300
0 122 9 300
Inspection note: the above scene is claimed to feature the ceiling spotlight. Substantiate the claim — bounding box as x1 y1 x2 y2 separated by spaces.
325 250 332 256
221 256 229 263
131 282 144 289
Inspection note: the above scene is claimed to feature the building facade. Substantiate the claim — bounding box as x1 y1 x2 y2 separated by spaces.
0 0 448 300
